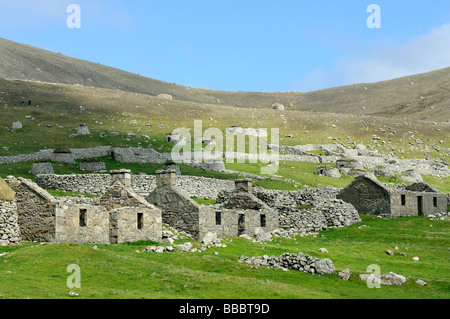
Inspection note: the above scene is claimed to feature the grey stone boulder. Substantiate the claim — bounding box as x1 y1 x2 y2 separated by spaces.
271 103 285 110
338 268 351 281
175 242 193 252
360 272 407 286
76 124 90 135
415 279 427 286
254 227 272 242
315 258 335 274
12 121 22 130
201 232 219 246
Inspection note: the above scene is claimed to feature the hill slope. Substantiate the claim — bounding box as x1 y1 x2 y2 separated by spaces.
0 37 449 121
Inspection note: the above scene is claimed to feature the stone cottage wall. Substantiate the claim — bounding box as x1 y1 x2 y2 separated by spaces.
390 190 447 217
6 177 57 242
0 200 22 246
146 184 201 239
55 203 110 244
199 207 278 239
337 177 391 215
109 207 162 244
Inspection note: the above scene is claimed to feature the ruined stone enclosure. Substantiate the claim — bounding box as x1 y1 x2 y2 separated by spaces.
205 179 279 239
337 176 447 217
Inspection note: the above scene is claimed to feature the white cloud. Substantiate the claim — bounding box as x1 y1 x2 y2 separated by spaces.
295 23 450 91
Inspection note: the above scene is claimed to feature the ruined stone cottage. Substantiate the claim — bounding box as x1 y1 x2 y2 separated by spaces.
337 176 447 217
147 171 278 241
5 170 162 245
207 179 279 239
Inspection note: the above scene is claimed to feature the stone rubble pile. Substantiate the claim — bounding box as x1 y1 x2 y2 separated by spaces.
239 252 335 275
427 212 450 221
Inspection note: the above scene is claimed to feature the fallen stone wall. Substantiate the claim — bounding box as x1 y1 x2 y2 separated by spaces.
239 252 335 274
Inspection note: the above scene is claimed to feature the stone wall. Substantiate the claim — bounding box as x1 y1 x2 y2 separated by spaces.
80 161 106 172
30 162 54 175
278 210 328 232
1 144 448 177
146 170 202 239
239 252 335 275
112 147 169 164
35 174 235 199
0 200 21 246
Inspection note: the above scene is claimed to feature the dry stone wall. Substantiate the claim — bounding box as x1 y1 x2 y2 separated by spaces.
0 200 21 246
36 174 235 199
239 252 335 275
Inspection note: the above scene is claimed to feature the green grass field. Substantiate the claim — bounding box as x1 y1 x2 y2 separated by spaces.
0 215 448 299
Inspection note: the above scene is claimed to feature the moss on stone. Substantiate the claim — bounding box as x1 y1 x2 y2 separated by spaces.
0 177 15 201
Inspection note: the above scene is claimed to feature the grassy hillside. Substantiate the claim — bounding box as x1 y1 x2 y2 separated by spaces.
0 79 448 163
0 215 448 299
1 37 449 121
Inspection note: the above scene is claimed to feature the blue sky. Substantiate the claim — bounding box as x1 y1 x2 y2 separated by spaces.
1 0 450 92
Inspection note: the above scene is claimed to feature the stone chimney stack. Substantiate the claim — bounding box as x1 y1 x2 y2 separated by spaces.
110 169 132 188
235 179 252 194
155 169 176 187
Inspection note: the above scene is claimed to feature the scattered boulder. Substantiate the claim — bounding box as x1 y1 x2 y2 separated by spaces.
76 124 90 136
271 103 285 111
174 242 193 252
145 245 174 253
315 258 335 275
254 227 272 242
415 279 428 286
201 232 219 246
12 121 22 130
338 268 351 281
319 248 329 254
360 272 407 286
385 249 394 256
